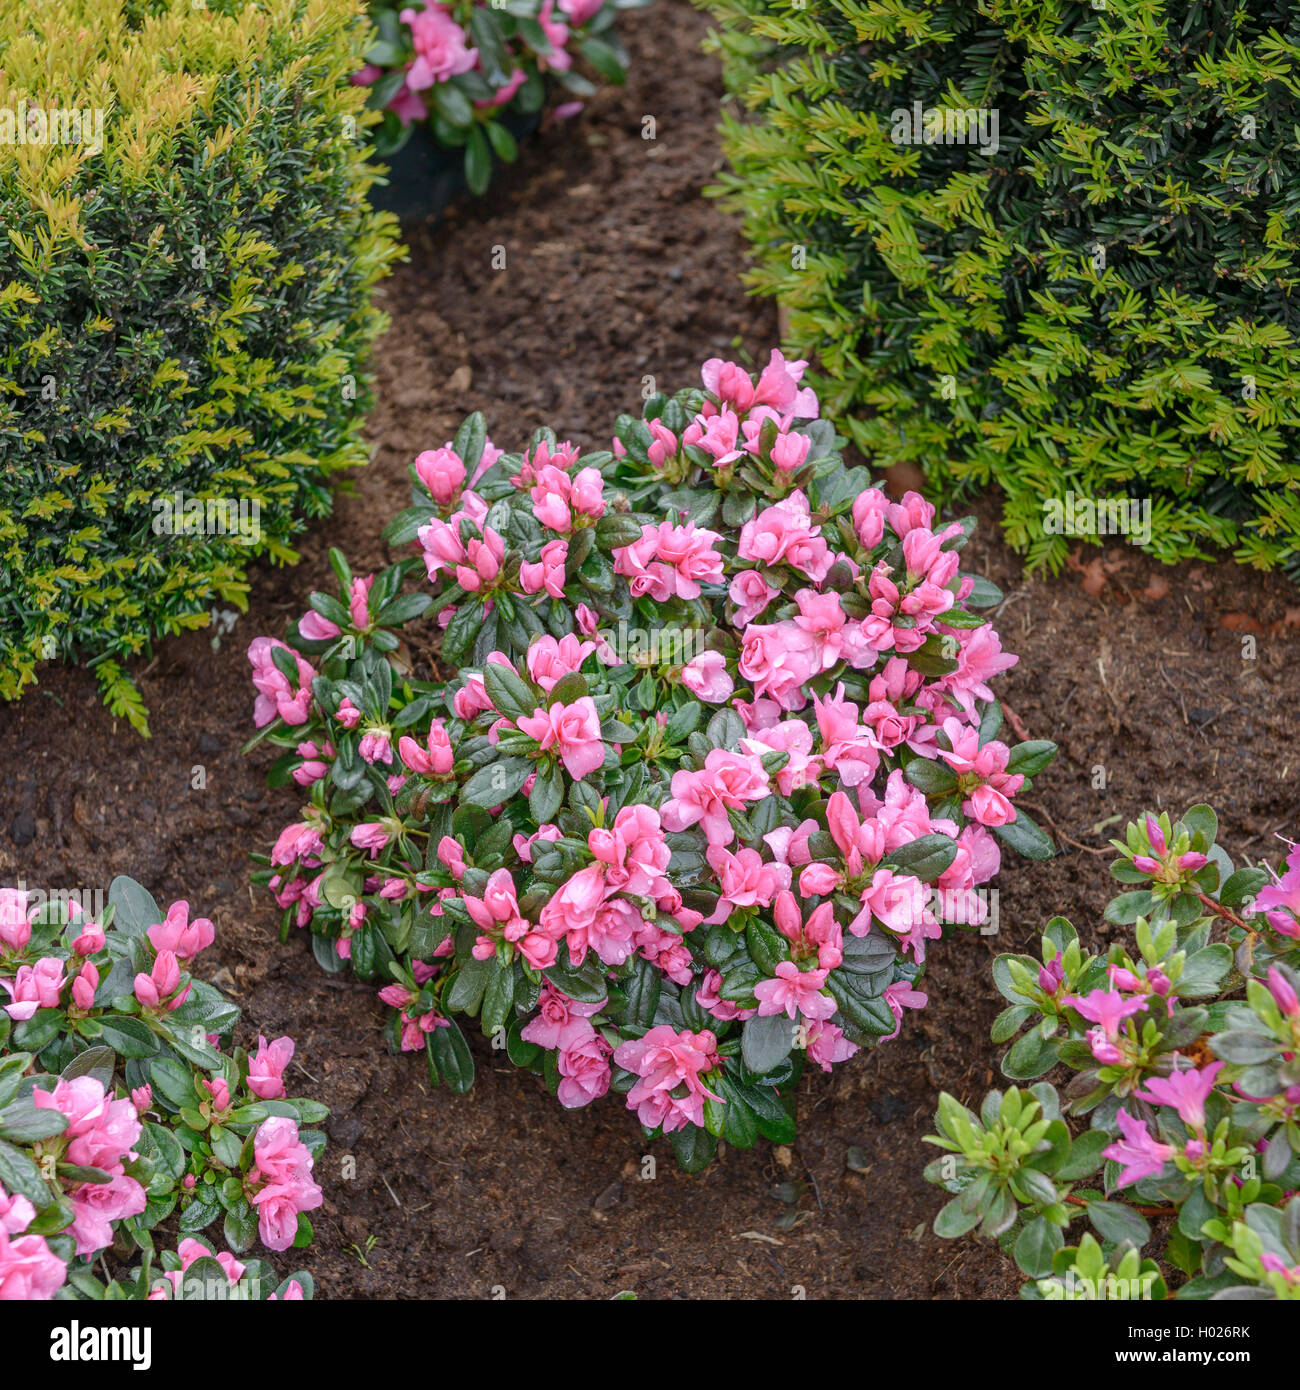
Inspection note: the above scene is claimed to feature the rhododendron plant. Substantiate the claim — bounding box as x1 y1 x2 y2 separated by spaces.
246 352 1056 1171
358 0 645 194
0 881 324 1300
926 806 1300 1300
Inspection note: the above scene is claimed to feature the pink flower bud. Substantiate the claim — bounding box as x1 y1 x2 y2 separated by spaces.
72 922 106 956
1268 966 1299 1018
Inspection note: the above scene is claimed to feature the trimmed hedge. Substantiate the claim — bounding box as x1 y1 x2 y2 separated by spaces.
701 0 1300 580
0 0 403 730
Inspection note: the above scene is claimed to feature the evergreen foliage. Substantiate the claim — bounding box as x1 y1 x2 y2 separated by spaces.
701 0 1300 579
0 0 403 728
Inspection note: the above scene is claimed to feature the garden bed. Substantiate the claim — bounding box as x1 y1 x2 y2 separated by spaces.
4 0 1298 1299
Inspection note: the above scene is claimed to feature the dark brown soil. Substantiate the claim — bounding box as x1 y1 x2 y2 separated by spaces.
4 0 1299 1300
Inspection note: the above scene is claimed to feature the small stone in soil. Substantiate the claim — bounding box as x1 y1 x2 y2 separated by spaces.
328 1114 365 1149
868 1094 910 1124
198 733 223 754
10 810 35 847
593 1181 623 1210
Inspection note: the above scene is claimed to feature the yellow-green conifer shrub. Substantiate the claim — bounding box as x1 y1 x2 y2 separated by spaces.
700 0 1300 581
0 0 403 731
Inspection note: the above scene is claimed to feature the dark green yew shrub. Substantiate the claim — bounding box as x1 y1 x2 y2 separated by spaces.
702 0 1300 580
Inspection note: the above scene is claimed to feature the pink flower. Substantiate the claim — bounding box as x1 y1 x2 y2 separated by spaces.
1136 1062 1223 1132
695 968 755 1023
517 697 604 779
475 67 527 109
683 406 744 467
70 961 98 1011
203 1077 231 1113
131 1085 152 1115
526 633 593 693
519 538 568 597
520 985 604 1049
702 349 817 417
417 517 466 578
612 1026 722 1133
588 805 670 898
852 488 889 549
351 822 393 857
1255 844 1300 937
740 720 822 795
1064 988 1149 1039
0 890 33 953
660 749 770 845
401 4 477 89
0 1188 34 1238
531 464 576 532
805 1020 858 1072
556 1023 613 1109
149 1238 246 1300
133 950 182 1010
66 1170 144 1257
728 569 778 626
881 979 928 1039
704 845 791 923
398 719 454 775
1 957 63 1019
248 1035 295 1100
1267 965 1300 1018
737 621 820 710
647 521 725 598
535 0 573 70
737 492 831 582
0 1223 66 1299
538 866 620 966
31 1077 146 1254
250 1117 323 1252
754 960 836 1022
941 626 1018 716
681 650 733 703
147 900 214 960
1103 1108 1176 1187
271 820 323 867
415 445 466 506
248 637 315 727
769 430 812 474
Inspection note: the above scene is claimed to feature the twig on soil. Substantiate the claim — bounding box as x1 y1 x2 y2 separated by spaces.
794 1143 824 1214
1020 800 1112 856
380 1174 403 1208
992 588 1029 623
1156 662 1189 728
1000 701 1032 744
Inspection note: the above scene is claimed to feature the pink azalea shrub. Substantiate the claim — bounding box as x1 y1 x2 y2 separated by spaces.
246 350 1056 1170
357 0 642 194
0 882 323 1300
927 806 1300 1301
